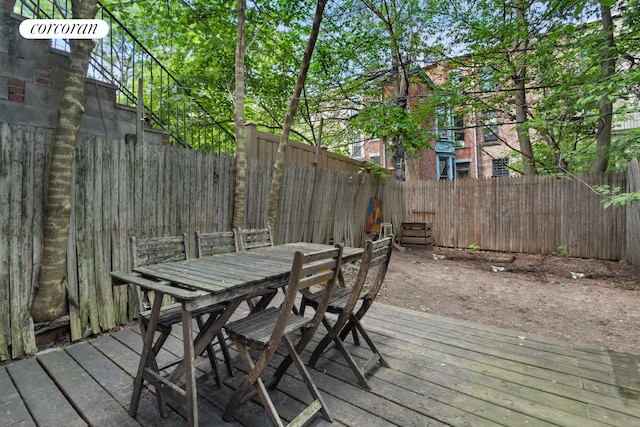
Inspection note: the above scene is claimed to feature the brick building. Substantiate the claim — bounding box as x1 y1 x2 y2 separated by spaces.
351 62 518 181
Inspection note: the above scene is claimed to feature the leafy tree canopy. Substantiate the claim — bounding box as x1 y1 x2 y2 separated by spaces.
102 0 639 177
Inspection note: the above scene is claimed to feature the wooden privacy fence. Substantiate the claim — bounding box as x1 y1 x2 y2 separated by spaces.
1 120 638 361
245 122 375 173
0 122 382 360
402 173 628 260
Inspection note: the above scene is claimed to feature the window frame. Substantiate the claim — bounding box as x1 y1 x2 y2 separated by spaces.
482 111 499 144
492 158 509 177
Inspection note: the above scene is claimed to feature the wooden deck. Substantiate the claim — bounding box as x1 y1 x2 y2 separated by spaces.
2 301 640 426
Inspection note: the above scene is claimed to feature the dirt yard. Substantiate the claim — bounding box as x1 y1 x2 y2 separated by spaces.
376 246 640 355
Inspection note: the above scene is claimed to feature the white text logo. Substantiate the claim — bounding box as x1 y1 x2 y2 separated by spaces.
19 19 108 39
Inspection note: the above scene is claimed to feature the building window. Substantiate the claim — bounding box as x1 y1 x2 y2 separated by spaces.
453 113 465 147
492 158 509 177
481 67 497 92
456 160 471 179
370 153 380 165
437 155 455 180
351 141 364 159
392 143 406 181
483 111 499 144
435 106 454 142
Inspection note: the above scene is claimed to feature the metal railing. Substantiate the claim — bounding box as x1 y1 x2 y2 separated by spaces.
14 0 235 151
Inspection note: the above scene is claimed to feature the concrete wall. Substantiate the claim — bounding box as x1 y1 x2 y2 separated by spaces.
0 4 168 144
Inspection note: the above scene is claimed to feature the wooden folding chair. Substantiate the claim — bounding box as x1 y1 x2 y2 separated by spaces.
196 230 238 257
235 226 274 250
193 230 243 376
222 245 344 426
299 236 394 389
126 235 232 408
235 226 279 312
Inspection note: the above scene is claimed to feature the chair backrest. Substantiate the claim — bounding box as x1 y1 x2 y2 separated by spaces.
355 235 393 317
236 227 273 251
340 239 375 319
131 234 188 268
271 245 344 349
195 230 238 257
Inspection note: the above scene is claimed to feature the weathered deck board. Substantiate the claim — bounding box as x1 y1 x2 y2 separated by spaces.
5 358 86 426
1 302 640 427
37 348 139 427
0 367 34 427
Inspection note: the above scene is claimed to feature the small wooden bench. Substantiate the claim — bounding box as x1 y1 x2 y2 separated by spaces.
400 222 433 249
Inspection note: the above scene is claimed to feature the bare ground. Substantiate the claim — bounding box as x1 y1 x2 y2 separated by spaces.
376 246 640 355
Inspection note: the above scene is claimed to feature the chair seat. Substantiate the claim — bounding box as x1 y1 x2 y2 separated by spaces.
140 301 227 329
304 287 366 313
225 307 314 347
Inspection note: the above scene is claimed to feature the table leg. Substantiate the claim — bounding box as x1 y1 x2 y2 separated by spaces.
182 304 198 427
169 297 243 383
129 293 164 417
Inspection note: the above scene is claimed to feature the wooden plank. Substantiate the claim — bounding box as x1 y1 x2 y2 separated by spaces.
37 348 139 427
88 333 200 426
401 236 434 245
0 124 11 360
402 228 431 238
402 222 432 229
9 125 36 358
111 138 128 324
68 134 82 341
21 128 35 338
0 366 35 426
65 341 133 406
95 136 116 331
86 137 100 334
110 271 203 300
75 137 91 336
6 358 86 427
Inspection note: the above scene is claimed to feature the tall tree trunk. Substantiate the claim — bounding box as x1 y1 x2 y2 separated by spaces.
513 1 536 175
267 0 328 227
232 0 247 229
590 4 615 174
32 0 98 322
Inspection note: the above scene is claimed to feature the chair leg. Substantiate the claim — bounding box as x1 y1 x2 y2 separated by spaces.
306 315 336 368
196 315 221 386
283 335 333 423
307 316 372 390
350 315 390 369
217 331 234 377
130 297 164 418
223 341 283 426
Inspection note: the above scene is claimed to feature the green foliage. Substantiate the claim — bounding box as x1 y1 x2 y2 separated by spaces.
468 243 481 251
596 185 640 208
99 0 639 171
551 245 570 258
358 162 392 180
351 101 434 157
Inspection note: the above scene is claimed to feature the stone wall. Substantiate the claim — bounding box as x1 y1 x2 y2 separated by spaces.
0 3 168 144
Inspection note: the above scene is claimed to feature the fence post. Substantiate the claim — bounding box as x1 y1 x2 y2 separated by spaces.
245 121 258 165
319 146 328 169
136 78 144 144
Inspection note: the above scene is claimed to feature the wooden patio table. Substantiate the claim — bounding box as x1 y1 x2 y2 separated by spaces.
125 242 363 427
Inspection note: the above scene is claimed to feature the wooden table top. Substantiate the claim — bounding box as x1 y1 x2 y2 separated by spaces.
133 242 362 300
